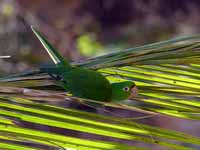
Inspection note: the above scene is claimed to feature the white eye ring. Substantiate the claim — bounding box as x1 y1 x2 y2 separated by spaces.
123 86 130 92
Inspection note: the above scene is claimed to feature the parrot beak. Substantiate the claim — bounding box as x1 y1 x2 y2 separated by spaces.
128 85 138 99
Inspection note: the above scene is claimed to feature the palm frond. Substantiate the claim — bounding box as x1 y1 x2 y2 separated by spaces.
1 34 200 149
99 64 200 120
1 95 200 150
75 35 200 69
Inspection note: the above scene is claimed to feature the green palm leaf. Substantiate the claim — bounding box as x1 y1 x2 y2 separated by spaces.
1 95 200 150
1 33 200 149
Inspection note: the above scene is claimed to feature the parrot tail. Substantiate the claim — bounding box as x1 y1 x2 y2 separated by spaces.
31 26 72 68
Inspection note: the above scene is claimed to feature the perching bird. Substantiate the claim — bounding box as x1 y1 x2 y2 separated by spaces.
0 27 137 102
31 26 137 102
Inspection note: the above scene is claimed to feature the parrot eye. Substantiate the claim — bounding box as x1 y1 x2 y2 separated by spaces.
123 86 130 92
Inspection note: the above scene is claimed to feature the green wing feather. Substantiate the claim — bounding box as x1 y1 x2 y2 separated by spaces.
60 68 112 101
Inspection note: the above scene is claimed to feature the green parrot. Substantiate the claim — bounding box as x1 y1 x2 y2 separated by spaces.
31 26 137 102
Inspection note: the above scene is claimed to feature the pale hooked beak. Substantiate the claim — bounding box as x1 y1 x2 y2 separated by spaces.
128 85 138 99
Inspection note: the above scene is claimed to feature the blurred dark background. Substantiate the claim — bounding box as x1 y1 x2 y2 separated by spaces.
0 0 200 73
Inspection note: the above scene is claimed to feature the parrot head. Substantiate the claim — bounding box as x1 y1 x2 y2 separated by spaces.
111 81 138 102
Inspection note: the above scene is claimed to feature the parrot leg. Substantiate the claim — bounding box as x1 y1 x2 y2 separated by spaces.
48 73 62 81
